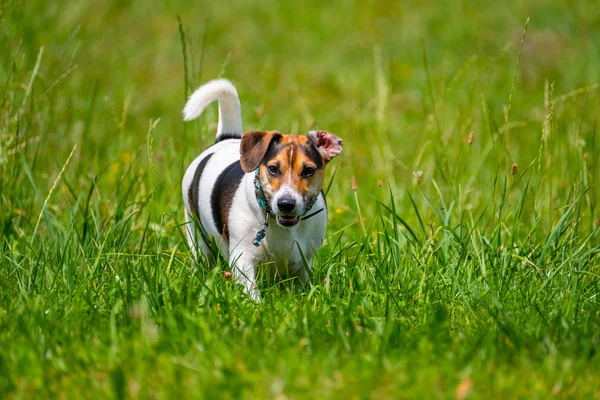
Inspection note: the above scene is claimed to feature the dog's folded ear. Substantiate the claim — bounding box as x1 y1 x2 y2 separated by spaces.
240 131 282 173
307 130 343 162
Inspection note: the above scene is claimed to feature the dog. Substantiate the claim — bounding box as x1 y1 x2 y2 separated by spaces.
181 79 342 301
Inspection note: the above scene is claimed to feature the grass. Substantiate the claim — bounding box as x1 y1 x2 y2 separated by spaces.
1 0 600 398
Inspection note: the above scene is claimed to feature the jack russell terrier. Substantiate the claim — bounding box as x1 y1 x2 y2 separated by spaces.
181 79 343 301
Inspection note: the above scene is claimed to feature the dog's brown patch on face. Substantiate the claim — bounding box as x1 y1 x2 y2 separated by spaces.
260 134 324 200
240 130 282 173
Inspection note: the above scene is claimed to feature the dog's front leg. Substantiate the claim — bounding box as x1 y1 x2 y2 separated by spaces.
290 260 310 291
230 252 261 301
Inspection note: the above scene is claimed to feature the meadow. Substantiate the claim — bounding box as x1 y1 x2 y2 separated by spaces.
1 0 599 398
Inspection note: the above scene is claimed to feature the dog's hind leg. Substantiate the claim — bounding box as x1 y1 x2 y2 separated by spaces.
184 211 217 267
184 211 198 259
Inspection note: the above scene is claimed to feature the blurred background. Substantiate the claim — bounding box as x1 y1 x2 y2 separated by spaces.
2 1 600 397
2 0 599 242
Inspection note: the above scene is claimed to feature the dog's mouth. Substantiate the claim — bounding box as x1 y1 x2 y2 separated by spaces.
277 215 300 227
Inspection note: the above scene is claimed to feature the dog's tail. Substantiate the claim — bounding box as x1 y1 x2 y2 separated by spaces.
182 79 242 141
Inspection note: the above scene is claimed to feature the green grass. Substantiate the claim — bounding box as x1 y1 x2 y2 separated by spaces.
1 0 600 398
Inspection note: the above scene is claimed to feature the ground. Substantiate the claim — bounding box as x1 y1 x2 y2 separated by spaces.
1 0 599 398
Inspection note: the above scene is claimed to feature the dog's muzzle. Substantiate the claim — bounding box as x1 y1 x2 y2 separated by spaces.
275 196 301 227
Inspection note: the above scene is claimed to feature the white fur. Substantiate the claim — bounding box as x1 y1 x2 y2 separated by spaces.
182 79 329 301
182 78 242 139
271 184 305 215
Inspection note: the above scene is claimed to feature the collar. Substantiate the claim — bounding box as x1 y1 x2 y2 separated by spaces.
252 169 324 247
253 169 276 220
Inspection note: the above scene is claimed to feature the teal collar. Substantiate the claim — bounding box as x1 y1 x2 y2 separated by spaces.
252 169 274 246
252 169 324 247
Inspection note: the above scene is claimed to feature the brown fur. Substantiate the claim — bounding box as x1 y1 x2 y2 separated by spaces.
239 130 282 172
241 132 325 200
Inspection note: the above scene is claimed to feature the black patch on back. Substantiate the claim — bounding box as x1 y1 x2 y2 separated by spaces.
215 133 241 143
211 161 245 241
189 153 214 221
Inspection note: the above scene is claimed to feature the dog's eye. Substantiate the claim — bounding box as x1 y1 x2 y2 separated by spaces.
301 167 316 178
267 165 280 176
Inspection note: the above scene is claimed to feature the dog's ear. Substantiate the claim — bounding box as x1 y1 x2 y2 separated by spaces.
240 130 282 173
307 130 343 163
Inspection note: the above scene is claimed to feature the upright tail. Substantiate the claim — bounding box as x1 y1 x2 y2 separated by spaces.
182 78 243 141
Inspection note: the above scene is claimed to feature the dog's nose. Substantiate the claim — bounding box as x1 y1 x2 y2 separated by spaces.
277 197 296 213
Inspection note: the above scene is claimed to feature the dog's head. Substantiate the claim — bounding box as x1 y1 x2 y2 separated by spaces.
240 130 343 227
